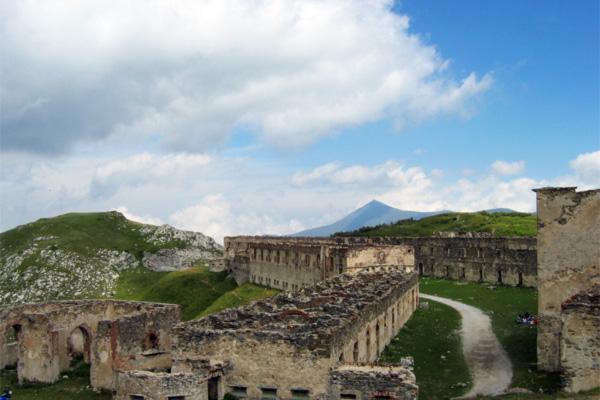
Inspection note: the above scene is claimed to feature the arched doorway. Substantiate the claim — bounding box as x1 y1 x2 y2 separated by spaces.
68 325 92 364
418 262 424 276
4 324 21 367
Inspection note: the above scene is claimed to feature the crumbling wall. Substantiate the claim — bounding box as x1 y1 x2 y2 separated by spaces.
534 187 600 373
114 370 207 400
224 235 536 289
345 245 415 275
330 364 418 400
171 271 419 399
91 305 180 390
560 286 600 393
0 300 180 388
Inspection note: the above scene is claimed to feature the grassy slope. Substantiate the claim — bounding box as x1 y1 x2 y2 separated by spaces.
380 300 471 400
338 211 537 237
418 278 560 393
114 265 238 320
0 211 184 259
198 283 280 318
0 362 111 400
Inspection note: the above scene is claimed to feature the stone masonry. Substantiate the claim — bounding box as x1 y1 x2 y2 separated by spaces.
224 234 536 289
534 187 600 392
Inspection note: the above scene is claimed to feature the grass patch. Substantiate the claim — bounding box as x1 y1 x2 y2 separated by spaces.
419 278 561 393
380 300 471 400
198 283 279 318
0 360 111 400
337 211 536 237
114 265 237 320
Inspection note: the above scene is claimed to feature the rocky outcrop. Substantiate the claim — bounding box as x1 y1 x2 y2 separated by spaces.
0 214 223 306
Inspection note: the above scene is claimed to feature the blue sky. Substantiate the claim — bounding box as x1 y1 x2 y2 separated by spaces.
1 0 598 241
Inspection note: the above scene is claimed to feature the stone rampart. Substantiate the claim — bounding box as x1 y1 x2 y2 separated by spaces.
225 234 536 288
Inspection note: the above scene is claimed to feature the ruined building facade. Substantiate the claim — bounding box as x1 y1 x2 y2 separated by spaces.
0 300 179 389
2 245 419 399
534 187 600 393
223 234 536 290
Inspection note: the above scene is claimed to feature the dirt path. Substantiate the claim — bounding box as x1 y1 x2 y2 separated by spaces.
420 293 513 398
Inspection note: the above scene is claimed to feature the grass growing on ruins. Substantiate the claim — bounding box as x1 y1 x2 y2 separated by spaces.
0 361 111 400
115 265 237 320
380 300 472 400
419 278 561 394
197 283 280 317
339 211 537 237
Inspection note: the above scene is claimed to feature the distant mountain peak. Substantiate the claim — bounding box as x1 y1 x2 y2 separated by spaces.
293 201 447 237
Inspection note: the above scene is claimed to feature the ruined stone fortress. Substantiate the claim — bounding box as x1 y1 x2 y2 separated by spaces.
0 187 598 399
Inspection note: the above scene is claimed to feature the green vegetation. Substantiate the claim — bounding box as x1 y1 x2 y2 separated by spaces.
198 283 280 317
114 265 238 320
338 211 536 237
380 300 472 399
0 211 184 259
0 361 111 400
418 278 560 393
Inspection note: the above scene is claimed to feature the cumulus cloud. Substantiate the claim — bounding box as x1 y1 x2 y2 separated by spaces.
491 160 526 176
2 0 491 154
3 149 598 240
169 194 305 243
114 206 163 226
569 150 600 186
90 152 211 198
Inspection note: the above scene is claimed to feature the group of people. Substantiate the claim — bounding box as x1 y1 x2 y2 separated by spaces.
516 312 537 327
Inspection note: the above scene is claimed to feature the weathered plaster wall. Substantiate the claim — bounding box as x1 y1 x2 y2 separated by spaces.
560 287 600 393
330 365 418 400
534 187 600 373
0 300 180 388
114 370 208 400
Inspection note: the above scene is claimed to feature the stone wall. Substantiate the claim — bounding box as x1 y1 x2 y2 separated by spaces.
114 370 207 400
0 300 180 389
330 364 418 400
560 286 600 393
224 237 415 290
170 271 419 399
225 235 536 289
534 187 600 374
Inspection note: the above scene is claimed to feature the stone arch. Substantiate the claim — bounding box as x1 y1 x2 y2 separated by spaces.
418 262 424 276
68 324 92 364
353 341 359 363
5 323 22 345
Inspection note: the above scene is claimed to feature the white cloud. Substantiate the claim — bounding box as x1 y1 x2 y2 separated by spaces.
114 206 163 226
169 194 304 244
491 160 526 176
3 150 598 240
91 152 211 198
2 0 491 154
569 150 600 187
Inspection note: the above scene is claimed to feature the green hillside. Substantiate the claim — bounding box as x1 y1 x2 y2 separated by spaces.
0 211 222 305
1 211 182 258
115 265 238 320
198 283 280 318
337 211 537 237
